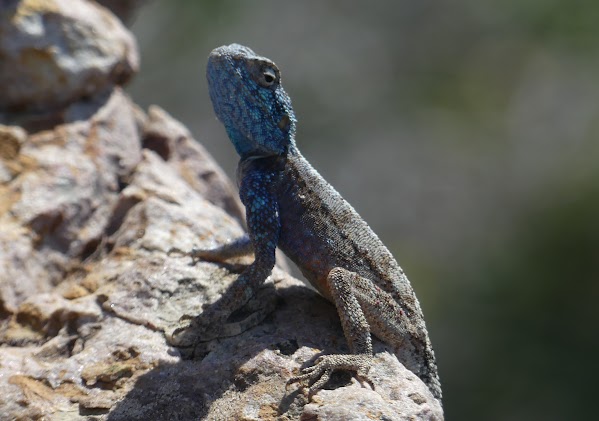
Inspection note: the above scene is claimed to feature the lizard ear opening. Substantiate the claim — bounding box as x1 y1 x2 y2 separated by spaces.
277 114 291 132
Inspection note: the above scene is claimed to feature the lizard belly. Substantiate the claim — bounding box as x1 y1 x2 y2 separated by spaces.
276 153 363 301
277 200 336 301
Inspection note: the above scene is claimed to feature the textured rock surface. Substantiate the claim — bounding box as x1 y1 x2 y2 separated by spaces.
0 2 443 420
0 0 138 111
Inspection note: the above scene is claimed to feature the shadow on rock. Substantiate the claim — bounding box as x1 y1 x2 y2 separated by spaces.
106 283 333 420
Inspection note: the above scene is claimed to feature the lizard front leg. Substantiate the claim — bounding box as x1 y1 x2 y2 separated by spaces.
288 267 375 395
169 168 280 346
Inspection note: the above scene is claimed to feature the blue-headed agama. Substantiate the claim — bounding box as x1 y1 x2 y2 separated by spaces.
170 44 442 402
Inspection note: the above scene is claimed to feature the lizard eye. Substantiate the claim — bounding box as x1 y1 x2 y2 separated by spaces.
260 67 277 87
248 60 280 88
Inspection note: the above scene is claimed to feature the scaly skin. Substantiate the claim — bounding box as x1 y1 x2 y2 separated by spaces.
178 44 442 401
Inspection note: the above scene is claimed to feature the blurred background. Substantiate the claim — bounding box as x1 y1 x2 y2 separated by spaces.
126 1 599 419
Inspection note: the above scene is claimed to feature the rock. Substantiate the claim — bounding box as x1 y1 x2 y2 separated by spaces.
0 87 250 419
301 352 443 421
0 2 443 419
0 0 139 111
0 88 141 315
0 96 443 419
141 105 245 224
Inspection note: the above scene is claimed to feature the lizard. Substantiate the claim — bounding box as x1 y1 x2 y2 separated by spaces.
172 43 442 402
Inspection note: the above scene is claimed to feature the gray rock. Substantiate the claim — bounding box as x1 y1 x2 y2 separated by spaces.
0 2 443 419
0 0 138 111
141 105 245 224
0 92 443 419
0 88 141 315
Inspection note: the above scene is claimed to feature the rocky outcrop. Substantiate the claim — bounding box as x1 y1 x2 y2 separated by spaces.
0 1 443 420
0 0 138 112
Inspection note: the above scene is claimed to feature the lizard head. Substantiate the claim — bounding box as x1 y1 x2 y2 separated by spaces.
207 44 297 159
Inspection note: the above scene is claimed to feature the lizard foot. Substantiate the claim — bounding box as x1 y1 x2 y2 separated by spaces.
167 312 225 348
166 280 278 348
287 353 375 396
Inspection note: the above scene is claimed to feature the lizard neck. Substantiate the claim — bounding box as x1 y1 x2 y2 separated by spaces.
234 136 298 161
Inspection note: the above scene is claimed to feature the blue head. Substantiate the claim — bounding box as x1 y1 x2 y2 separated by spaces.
206 44 297 159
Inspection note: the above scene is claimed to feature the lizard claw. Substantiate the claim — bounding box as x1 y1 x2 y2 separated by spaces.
287 354 374 397
287 356 329 391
